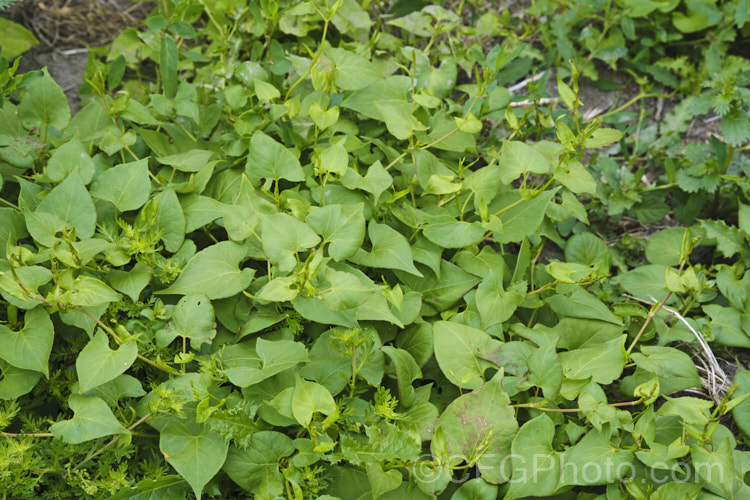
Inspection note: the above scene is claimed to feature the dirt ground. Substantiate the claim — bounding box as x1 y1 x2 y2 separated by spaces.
4 0 152 113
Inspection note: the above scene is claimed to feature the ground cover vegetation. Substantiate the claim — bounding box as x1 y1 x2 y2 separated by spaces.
1 0 750 498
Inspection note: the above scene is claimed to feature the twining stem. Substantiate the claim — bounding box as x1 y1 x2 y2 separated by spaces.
625 262 685 357
515 398 643 412
1 431 54 438
74 413 153 470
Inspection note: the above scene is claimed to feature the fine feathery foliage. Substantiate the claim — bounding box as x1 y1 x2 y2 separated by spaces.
1 0 750 498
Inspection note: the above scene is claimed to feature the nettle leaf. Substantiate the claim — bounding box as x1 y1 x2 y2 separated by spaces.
76 331 138 393
246 131 304 183
222 431 294 493
351 222 422 276
18 69 71 131
435 370 518 484
158 241 255 299
159 419 229 499
433 321 501 389
90 158 151 211
223 338 308 387
50 394 129 444
262 213 321 272
158 294 216 349
306 203 366 261
35 172 96 240
0 306 53 376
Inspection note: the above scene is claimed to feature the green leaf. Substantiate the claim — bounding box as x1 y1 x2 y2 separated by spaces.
107 263 152 302
292 374 337 427
108 476 189 500
46 137 95 184
558 335 626 384
50 394 129 444
341 161 393 205
436 370 518 483
159 294 216 349
423 219 485 249
306 204 366 261
262 213 321 272
630 345 701 394
309 102 339 130
222 431 295 492
527 342 563 401
256 276 298 302
704 304 750 347
555 159 597 195
433 321 501 389
498 140 553 184
253 77 280 101
322 268 377 311
732 370 750 436
691 437 734 499
159 419 228 499
0 360 42 400
76 331 138 393
451 479 498 500
351 222 422 276
475 275 525 329
505 415 560 500
157 150 216 173
317 139 349 175
18 70 70 131
615 264 670 302
61 276 121 307
564 232 608 267
366 462 402 500
380 346 421 408
328 47 381 90
246 131 304 183
90 159 151 211
223 338 308 387
545 288 622 325
493 189 556 244
584 127 624 148
160 37 178 99
560 428 634 485
158 241 255 299
0 306 53 376
0 17 39 59
35 173 96 241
